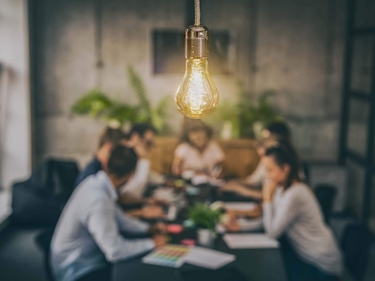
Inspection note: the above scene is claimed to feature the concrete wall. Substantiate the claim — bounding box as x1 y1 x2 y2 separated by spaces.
0 0 32 190
32 0 347 167
254 0 346 161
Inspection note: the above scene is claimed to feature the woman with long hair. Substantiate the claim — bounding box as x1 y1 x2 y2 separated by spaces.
262 142 342 281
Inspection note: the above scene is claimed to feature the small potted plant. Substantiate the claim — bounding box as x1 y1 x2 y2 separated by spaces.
188 203 222 247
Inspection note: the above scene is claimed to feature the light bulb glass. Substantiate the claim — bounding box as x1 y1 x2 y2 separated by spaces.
174 25 219 119
175 58 219 119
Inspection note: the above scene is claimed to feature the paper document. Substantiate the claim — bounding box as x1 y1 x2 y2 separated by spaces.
223 202 257 212
185 247 236 269
223 234 279 249
153 187 175 203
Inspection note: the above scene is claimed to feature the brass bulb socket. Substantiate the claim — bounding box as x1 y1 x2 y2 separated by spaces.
185 25 209 59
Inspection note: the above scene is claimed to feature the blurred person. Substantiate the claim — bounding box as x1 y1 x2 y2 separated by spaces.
220 122 292 200
74 127 125 188
172 119 224 177
120 123 157 198
118 123 168 210
220 137 280 200
51 145 167 281
262 142 342 281
261 121 291 143
74 125 164 216
75 124 157 198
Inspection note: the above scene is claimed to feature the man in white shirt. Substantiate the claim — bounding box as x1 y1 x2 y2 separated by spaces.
120 123 157 198
119 123 167 218
51 145 167 281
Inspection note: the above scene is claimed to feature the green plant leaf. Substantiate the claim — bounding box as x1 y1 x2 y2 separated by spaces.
105 103 138 125
127 65 152 115
71 66 173 133
188 203 222 230
70 90 112 117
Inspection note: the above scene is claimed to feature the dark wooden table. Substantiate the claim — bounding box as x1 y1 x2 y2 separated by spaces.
114 183 288 281
113 236 287 281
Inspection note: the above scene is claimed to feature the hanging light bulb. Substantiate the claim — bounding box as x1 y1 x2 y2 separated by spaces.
175 0 219 119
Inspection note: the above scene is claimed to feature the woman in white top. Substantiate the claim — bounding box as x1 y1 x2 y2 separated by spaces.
262 142 342 281
172 120 224 177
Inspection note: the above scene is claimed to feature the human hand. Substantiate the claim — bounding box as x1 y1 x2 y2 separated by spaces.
142 205 165 219
146 198 169 206
223 214 241 233
220 181 241 192
134 141 149 159
211 164 223 179
262 181 278 203
148 223 167 235
249 204 262 217
226 204 262 218
152 234 167 248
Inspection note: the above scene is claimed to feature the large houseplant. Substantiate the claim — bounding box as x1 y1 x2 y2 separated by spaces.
237 88 284 138
205 86 284 139
70 66 171 134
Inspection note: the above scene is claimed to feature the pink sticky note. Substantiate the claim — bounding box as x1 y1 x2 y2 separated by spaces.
167 224 183 234
181 239 196 246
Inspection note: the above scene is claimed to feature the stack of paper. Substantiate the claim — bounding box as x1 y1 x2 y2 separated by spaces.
223 234 279 249
223 202 257 212
185 247 236 269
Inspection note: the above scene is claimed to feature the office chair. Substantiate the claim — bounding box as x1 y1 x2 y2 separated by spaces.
314 184 337 224
341 223 374 281
35 227 55 281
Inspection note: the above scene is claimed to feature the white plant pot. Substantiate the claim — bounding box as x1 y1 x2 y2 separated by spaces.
220 121 233 140
197 229 216 247
253 121 264 139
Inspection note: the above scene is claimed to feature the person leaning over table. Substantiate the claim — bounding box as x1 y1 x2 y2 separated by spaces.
172 119 225 177
220 122 300 201
75 124 156 197
220 137 280 202
261 142 342 281
74 125 165 219
119 123 168 216
51 145 167 281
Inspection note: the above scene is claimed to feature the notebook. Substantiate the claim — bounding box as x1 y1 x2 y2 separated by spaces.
184 247 236 269
142 245 190 268
223 234 279 249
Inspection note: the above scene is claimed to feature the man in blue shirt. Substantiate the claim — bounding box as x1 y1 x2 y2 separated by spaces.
51 145 167 281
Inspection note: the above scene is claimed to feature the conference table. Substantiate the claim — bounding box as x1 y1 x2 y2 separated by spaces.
113 182 288 281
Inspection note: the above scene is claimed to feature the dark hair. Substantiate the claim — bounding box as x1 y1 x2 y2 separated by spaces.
180 119 213 144
265 122 291 141
107 145 138 179
129 123 156 138
98 127 126 148
265 140 300 188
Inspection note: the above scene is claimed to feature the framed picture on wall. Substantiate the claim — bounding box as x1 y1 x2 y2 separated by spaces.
152 29 235 75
